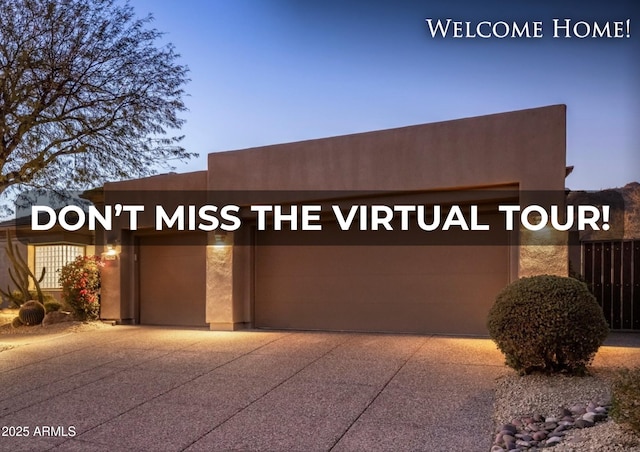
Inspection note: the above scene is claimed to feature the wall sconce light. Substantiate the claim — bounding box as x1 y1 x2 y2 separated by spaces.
213 230 228 247
102 242 120 260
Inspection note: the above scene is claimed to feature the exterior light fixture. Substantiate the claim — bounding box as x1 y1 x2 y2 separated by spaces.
213 230 228 246
102 243 120 260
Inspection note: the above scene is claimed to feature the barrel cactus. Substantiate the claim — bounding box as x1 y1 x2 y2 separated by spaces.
18 300 46 326
11 316 23 328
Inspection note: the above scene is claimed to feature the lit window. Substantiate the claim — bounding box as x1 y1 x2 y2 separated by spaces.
34 244 86 289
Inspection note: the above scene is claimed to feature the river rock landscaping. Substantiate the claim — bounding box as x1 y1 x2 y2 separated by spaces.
492 402 610 451
492 372 640 451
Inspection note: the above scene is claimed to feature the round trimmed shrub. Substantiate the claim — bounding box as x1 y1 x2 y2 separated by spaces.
487 275 609 375
18 300 46 326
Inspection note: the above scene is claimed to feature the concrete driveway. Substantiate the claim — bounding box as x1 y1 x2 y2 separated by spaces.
0 326 515 451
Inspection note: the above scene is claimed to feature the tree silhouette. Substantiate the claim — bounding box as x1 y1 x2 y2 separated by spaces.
0 0 195 198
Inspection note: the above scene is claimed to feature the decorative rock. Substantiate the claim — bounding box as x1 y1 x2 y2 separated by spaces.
570 404 586 415
593 413 607 422
492 402 611 451
575 419 594 429
532 431 547 441
598 397 612 406
552 424 567 433
546 436 562 446
42 311 73 326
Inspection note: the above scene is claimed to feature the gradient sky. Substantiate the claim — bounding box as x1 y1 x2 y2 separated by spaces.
128 0 638 190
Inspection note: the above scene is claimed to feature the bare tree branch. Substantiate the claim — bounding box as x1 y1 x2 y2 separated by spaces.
0 0 195 197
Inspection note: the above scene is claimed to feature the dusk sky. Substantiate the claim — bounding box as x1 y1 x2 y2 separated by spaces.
128 0 638 191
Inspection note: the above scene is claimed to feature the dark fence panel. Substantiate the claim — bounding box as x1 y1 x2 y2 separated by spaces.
634 241 640 330
582 240 638 331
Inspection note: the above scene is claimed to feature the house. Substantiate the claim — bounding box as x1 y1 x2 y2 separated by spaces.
94 105 570 335
0 213 94 306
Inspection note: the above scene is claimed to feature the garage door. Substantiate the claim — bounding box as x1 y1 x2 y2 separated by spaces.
255 219 510 335
138 233 207 326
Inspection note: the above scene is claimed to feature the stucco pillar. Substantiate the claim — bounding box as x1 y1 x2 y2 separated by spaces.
99 250 122 320
517 191 569 277
97 228 131 323
518 227 568 277
206 232 240 330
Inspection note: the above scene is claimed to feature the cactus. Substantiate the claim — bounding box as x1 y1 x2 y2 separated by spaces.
11 316 23 328
0 231 46 307
18 300 46 326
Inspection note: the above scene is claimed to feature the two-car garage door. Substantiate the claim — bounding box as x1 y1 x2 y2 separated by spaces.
254 222 510 335
135 218 511 334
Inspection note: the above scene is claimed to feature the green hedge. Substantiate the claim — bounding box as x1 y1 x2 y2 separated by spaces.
487 275 609 375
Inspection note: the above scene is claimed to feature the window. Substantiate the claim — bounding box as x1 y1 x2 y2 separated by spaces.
34 244 86 289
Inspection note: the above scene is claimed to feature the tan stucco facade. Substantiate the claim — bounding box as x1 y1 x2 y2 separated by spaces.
99 105 568 335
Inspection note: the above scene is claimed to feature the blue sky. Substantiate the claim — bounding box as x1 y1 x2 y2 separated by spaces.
129 0 638 190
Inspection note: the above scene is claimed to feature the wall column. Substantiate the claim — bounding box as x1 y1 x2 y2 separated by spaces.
207 232 241 330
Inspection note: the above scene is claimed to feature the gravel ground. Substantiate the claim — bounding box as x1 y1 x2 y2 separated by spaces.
493 370 640 451
0 307 112 336
0 320 111 335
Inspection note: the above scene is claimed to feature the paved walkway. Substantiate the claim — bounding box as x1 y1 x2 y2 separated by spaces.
0 327 637 451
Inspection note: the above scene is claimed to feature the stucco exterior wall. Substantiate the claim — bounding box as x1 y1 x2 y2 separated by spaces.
208 105 566 192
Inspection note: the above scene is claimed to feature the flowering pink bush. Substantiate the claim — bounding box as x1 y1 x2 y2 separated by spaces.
58 255 103 320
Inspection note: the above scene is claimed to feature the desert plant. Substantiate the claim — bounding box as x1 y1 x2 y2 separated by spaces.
11 316 23 328
9 290 57 308
487 275 609 375
0 231 46 307
59 255 102 321
40 292 57 305
44 301 63 313
611 367 640 435
18 300 46 326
